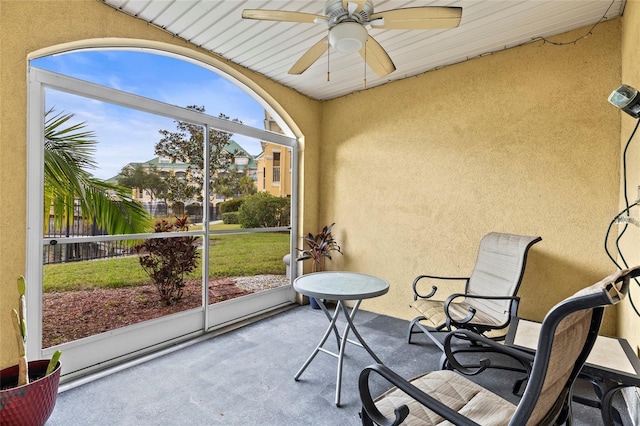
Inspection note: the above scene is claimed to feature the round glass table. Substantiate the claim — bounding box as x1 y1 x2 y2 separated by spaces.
293 271 389 406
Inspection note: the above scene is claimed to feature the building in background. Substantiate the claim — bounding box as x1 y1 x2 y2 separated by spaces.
256 112 292 198
118 140 256 220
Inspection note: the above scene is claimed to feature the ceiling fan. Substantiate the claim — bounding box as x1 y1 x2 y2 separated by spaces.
242 0 462 78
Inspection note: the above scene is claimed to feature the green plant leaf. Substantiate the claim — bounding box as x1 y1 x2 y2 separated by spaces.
46 350 62 376
43 108 151 235
17 276 26 296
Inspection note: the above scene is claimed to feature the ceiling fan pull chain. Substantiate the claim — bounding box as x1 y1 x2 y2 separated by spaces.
363 39 367 89
327 44 331 82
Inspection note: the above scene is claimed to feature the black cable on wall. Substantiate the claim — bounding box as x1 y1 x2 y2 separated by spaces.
604 118 640 316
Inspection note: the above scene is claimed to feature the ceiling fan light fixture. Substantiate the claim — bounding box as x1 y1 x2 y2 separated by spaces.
329 22 368 53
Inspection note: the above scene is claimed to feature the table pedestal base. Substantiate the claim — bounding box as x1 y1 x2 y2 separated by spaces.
294 299 383 406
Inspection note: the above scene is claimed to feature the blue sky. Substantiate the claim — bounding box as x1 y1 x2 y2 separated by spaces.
32 51 267 179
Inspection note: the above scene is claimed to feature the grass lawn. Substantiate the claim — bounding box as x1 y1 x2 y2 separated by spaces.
43 231 290 292
190 223 243 232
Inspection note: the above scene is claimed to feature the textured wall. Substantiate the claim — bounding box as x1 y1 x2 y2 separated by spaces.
619 0 640 356
320 20 622 334
0 0 321 369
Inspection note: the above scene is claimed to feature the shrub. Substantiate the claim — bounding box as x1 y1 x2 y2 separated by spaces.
238 192 291 228
220 198 245 213
135 214 199 305
222 211 240 224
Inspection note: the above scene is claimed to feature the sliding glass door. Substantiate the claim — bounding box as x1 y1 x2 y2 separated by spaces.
27 64 298 380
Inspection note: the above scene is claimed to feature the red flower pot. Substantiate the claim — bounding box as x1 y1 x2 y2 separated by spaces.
0 360 61 426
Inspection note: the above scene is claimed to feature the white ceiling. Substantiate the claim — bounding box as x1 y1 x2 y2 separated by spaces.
100 0 625 101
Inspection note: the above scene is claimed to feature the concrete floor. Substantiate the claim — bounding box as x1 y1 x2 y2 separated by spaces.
47 305 630 425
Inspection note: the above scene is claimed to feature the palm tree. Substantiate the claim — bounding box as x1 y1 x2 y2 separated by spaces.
44 109 150 235
238 175 257 196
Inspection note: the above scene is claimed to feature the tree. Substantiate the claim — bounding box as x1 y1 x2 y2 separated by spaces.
44 109 150 235
163 175 198 214
212 172 241 200
155 105 245 203
238 175 257 196
117 164 167 203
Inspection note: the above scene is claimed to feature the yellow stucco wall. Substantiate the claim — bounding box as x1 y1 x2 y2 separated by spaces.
320 20 623 335
0 0 634 370
619 0 640 357
0 0 322 369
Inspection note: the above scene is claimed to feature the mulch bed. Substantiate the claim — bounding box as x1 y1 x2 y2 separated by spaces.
42 279 251 348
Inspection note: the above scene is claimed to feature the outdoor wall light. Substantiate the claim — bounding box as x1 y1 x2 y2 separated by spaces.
608 84 640 118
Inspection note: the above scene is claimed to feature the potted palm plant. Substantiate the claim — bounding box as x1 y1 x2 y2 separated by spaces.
297 223 343 309
0 276 62 426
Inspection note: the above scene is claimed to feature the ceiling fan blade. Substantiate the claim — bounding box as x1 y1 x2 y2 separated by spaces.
347 2 358 16
359 35 396 77
289 36 329 75
370 7 462 30
242 9 326 24
342 0 367 13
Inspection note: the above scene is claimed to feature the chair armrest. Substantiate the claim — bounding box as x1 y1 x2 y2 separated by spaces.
359 364 482 426
442 329 534 376
412 275 469 301
444 294 520 326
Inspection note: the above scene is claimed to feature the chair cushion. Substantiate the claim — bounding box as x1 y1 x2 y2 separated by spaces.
410 299 504 328
374 370 516 426
410 299 448 328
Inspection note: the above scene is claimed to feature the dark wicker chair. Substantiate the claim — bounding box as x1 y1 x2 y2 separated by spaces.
407 232 541 348
360 266 640 426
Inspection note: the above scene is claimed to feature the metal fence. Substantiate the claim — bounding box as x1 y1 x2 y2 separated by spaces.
44 240 135 265
43 208 134 265
43 203 220 265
